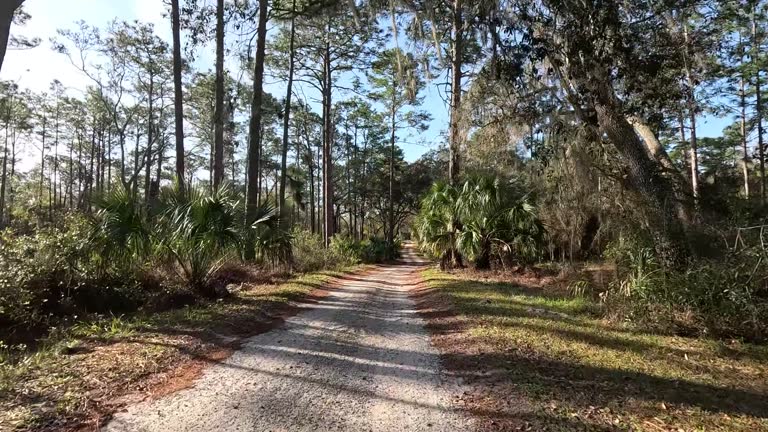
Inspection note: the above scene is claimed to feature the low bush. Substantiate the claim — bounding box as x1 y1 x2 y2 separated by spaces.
332 235 401 264
329 235 364 267
292 229 333 272
602 235 768 341
293 230 401 272
359 237 401 263
0 215 144 327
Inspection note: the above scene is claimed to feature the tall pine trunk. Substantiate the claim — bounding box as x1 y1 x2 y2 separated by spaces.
68 136 74 208
278 0 297 215
682 18 699 201
321 21 334 247
448 0 462 185
53 102 59 212
107 129 112 193
245 0 269 258
213 0 225 191
316 138 322 234
87 120 95 210
741 69 750 198
144 74 154 202
387 77 396 245
8 121 15 223
753 7 766 205
38 114 45 214
0 106 9 226
171 0 186 193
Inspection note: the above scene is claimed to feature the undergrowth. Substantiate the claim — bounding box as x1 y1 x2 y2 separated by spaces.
0 267 356 431
423 268 768 431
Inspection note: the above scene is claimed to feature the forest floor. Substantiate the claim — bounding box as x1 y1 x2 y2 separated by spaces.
416 268 768 431
0 267 364 431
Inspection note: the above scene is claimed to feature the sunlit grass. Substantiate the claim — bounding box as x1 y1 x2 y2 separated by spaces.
422 268 768 431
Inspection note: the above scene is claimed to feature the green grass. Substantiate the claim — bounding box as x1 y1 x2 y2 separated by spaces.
422 269 768 431
0 268 358 431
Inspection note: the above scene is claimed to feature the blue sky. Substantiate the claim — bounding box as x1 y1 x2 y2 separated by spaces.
1 0 734 170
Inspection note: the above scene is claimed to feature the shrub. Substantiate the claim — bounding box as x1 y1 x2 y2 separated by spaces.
92 185 151 271
415 176 545 270
360 237 401 263
603 235 768 341
0 215 143 326
330 235 364 266
332 235 402 264
292 229 334 272
293 231 400 272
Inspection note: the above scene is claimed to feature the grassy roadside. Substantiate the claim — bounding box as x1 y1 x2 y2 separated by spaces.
418 269 768 432
0 267 362 432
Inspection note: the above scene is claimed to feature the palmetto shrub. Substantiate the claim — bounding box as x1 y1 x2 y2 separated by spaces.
93 183 283 298
92 184 151 271
604 234 768 341
155 184 244 296
249 204 293 270
414 182 464 269
415 176 545 270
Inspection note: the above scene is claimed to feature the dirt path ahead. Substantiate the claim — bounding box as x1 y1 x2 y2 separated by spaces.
104 246 472 432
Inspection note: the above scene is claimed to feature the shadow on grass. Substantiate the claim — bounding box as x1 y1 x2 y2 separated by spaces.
424 275 768 427
447 348 768 418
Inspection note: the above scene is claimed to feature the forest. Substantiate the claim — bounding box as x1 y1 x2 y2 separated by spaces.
0 0 768 431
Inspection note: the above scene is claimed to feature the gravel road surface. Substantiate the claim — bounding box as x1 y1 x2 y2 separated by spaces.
103 246 472 432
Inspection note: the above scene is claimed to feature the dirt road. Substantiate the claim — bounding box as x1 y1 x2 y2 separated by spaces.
104 247 472 432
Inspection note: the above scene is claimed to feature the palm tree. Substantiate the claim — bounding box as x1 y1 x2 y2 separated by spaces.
415 182 464 269
157 183 244 296
92 184 151 271
456 176 543 269
415 176 544 270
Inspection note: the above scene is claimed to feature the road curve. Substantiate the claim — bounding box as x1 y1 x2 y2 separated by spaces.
103 246 473 432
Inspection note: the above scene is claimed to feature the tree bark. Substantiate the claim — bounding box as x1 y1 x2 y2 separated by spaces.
8 120 15 222
278 0 297 215
592 80 688 265
39 113 45 214
144 74 154 202
69 136 75 208
753 7 766 205
245 0 269 258
107 129 112 193
302 113 316 234
132 125 141 193
87 119 95 210
681 18 699 201
171 0 186 193
0 104 9 226
627 116 693 224
213 0 225 191
448 0 462 185
352 123 358 240
316 133 322 234
53 101 59 211
741 72 750 198
321 23 334 247
388 80 396 245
